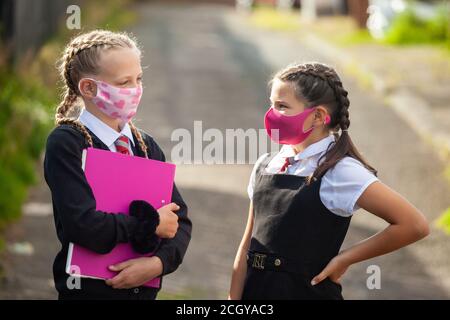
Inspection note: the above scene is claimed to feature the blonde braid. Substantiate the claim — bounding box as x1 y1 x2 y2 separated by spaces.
129 121 149 158
56 43 93 146
55 88 78 123
57 119 94 147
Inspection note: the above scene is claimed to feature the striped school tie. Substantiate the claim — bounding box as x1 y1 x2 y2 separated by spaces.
278 156 293 173
114 135 131 155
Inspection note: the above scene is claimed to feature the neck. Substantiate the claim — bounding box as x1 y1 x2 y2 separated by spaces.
85 103 122 132
292 130 330 154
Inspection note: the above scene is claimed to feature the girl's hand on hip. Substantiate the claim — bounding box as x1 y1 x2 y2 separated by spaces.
105 256 163 289
311 254 349 286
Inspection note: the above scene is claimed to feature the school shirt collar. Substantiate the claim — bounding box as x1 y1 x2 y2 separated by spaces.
78 108 135 149
278 134 336 161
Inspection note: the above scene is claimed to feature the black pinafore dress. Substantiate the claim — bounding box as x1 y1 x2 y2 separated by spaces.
242 154 351 300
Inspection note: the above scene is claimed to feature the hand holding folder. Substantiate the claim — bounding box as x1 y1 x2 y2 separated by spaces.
154 202 180 239
66 147 176 288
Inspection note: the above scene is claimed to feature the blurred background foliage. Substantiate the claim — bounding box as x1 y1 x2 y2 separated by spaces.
384 5 450 47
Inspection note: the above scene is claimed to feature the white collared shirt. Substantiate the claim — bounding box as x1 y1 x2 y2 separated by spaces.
78 108 135 154
247 135 379 217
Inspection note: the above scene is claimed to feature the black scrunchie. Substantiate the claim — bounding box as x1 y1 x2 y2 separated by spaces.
129 200 160 254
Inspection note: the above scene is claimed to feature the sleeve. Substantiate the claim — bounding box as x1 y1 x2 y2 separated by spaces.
44 126 141 254
143 133 192 276
320 157 379 217
247 153 269 200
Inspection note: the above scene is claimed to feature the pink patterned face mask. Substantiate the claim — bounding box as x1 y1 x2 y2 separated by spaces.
80 78 143 123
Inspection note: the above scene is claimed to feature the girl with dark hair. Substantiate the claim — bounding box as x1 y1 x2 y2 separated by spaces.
229 62 429 300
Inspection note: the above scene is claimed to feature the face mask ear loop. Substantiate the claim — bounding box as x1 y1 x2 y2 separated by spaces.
303 108 331 133
301 107 318 134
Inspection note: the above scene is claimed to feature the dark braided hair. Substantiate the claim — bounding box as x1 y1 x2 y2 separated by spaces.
271 62 377 183
55 29 148 157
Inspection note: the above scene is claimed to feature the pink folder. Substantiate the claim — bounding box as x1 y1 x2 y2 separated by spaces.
66 147 176 288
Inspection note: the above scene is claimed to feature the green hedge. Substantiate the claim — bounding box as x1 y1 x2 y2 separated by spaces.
0 68 54 227
384 5 450 47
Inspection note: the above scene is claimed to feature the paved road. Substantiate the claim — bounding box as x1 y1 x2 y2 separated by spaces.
1 2 449 299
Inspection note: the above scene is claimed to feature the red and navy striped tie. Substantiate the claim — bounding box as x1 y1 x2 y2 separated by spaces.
278 156 292 173
114 135 131 155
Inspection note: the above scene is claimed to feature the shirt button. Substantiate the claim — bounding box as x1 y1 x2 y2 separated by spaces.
133 288 140 294
274 259 281 267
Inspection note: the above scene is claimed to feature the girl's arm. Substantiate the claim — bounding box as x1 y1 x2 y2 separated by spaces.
228 201 254 300
144 134 192 276
105 133 193 289
312 181 430 285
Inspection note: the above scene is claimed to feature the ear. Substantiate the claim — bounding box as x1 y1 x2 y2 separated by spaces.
314 106 330 124
78 79 97 99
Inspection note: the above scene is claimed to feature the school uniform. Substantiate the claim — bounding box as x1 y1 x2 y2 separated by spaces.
44 109 192 300
242 135 378 300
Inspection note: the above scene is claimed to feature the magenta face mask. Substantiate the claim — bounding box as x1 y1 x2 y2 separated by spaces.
264 106 329 145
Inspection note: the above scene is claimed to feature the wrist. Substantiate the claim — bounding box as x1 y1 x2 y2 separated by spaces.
337 249 353 267
153 250 168 276
155 224 162 237
150 256 163 276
